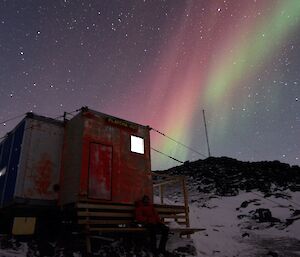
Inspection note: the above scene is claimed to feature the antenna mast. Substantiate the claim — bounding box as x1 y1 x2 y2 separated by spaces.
202 109 211 157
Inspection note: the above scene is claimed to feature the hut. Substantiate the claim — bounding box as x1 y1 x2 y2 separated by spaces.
0 107 201 242
0 107 152 208
59 107 153 205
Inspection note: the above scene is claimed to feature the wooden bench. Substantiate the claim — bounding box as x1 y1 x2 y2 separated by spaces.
76 201 205 253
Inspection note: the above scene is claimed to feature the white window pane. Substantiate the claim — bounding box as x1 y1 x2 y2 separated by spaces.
131 135 144 154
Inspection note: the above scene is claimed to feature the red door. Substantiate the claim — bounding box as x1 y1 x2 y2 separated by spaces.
88 143 112 200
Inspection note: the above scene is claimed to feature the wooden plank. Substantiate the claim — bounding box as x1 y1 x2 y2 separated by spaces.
77 203 134 211
155 208 186 214
153 179 180 188
77 202 185 210
89 227 146 232
78 219 132 225
78 197 133 204
78 211 134 218
163 220 187 224
78 198 186 208
77 202 185 209
79 220 188 226
171 228 206 235
159 214 186 219
87 227 205 233
78 212 186 219
77 205 185 215
170 228 206 232
154 204 185 210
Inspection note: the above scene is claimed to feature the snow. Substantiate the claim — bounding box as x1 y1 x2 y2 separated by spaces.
0 192 299 256
190 193 252 256
188 191 300 256
0 242 28 257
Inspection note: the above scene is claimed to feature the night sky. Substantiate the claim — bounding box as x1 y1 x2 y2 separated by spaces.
0 0 299 170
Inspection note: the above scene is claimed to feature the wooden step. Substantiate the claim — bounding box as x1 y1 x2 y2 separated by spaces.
87 227 206 235
78 211 133 218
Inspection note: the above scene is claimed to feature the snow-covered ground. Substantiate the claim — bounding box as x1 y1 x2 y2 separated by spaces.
189 191 300 257
0 242 28 257
1 191 299 256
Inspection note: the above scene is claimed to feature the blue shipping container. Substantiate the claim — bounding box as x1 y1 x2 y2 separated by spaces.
0 114 64 207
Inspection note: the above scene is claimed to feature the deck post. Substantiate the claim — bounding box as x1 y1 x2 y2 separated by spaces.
182 177 190 230
85 206 92 254
86 234 92 254
160 185 164 204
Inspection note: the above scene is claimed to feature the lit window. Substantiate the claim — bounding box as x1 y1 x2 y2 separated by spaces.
131 135 144 154
0 167 6 177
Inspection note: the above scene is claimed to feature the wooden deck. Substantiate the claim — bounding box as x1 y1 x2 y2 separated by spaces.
77 173 205 253
76 200 205 253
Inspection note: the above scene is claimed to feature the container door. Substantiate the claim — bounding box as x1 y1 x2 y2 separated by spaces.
88 143 112 200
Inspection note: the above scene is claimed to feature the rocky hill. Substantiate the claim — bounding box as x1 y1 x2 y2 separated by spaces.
155 157 300 257
158 157 300 196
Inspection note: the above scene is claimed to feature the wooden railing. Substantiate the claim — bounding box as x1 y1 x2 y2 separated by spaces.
152 172 190 229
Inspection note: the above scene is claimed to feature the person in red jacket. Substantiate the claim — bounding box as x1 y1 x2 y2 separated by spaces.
135 195 169 255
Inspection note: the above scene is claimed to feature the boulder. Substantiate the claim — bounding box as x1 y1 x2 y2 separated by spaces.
253 208 280 223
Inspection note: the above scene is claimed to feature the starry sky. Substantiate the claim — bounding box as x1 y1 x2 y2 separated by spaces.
0 0 299 170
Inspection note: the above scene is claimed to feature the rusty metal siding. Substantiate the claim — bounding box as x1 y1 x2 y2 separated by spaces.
60 109 153 205
80 110 152 204
59 114 83 205
115 125 152 203
14 117 64 202
121 124 152 203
